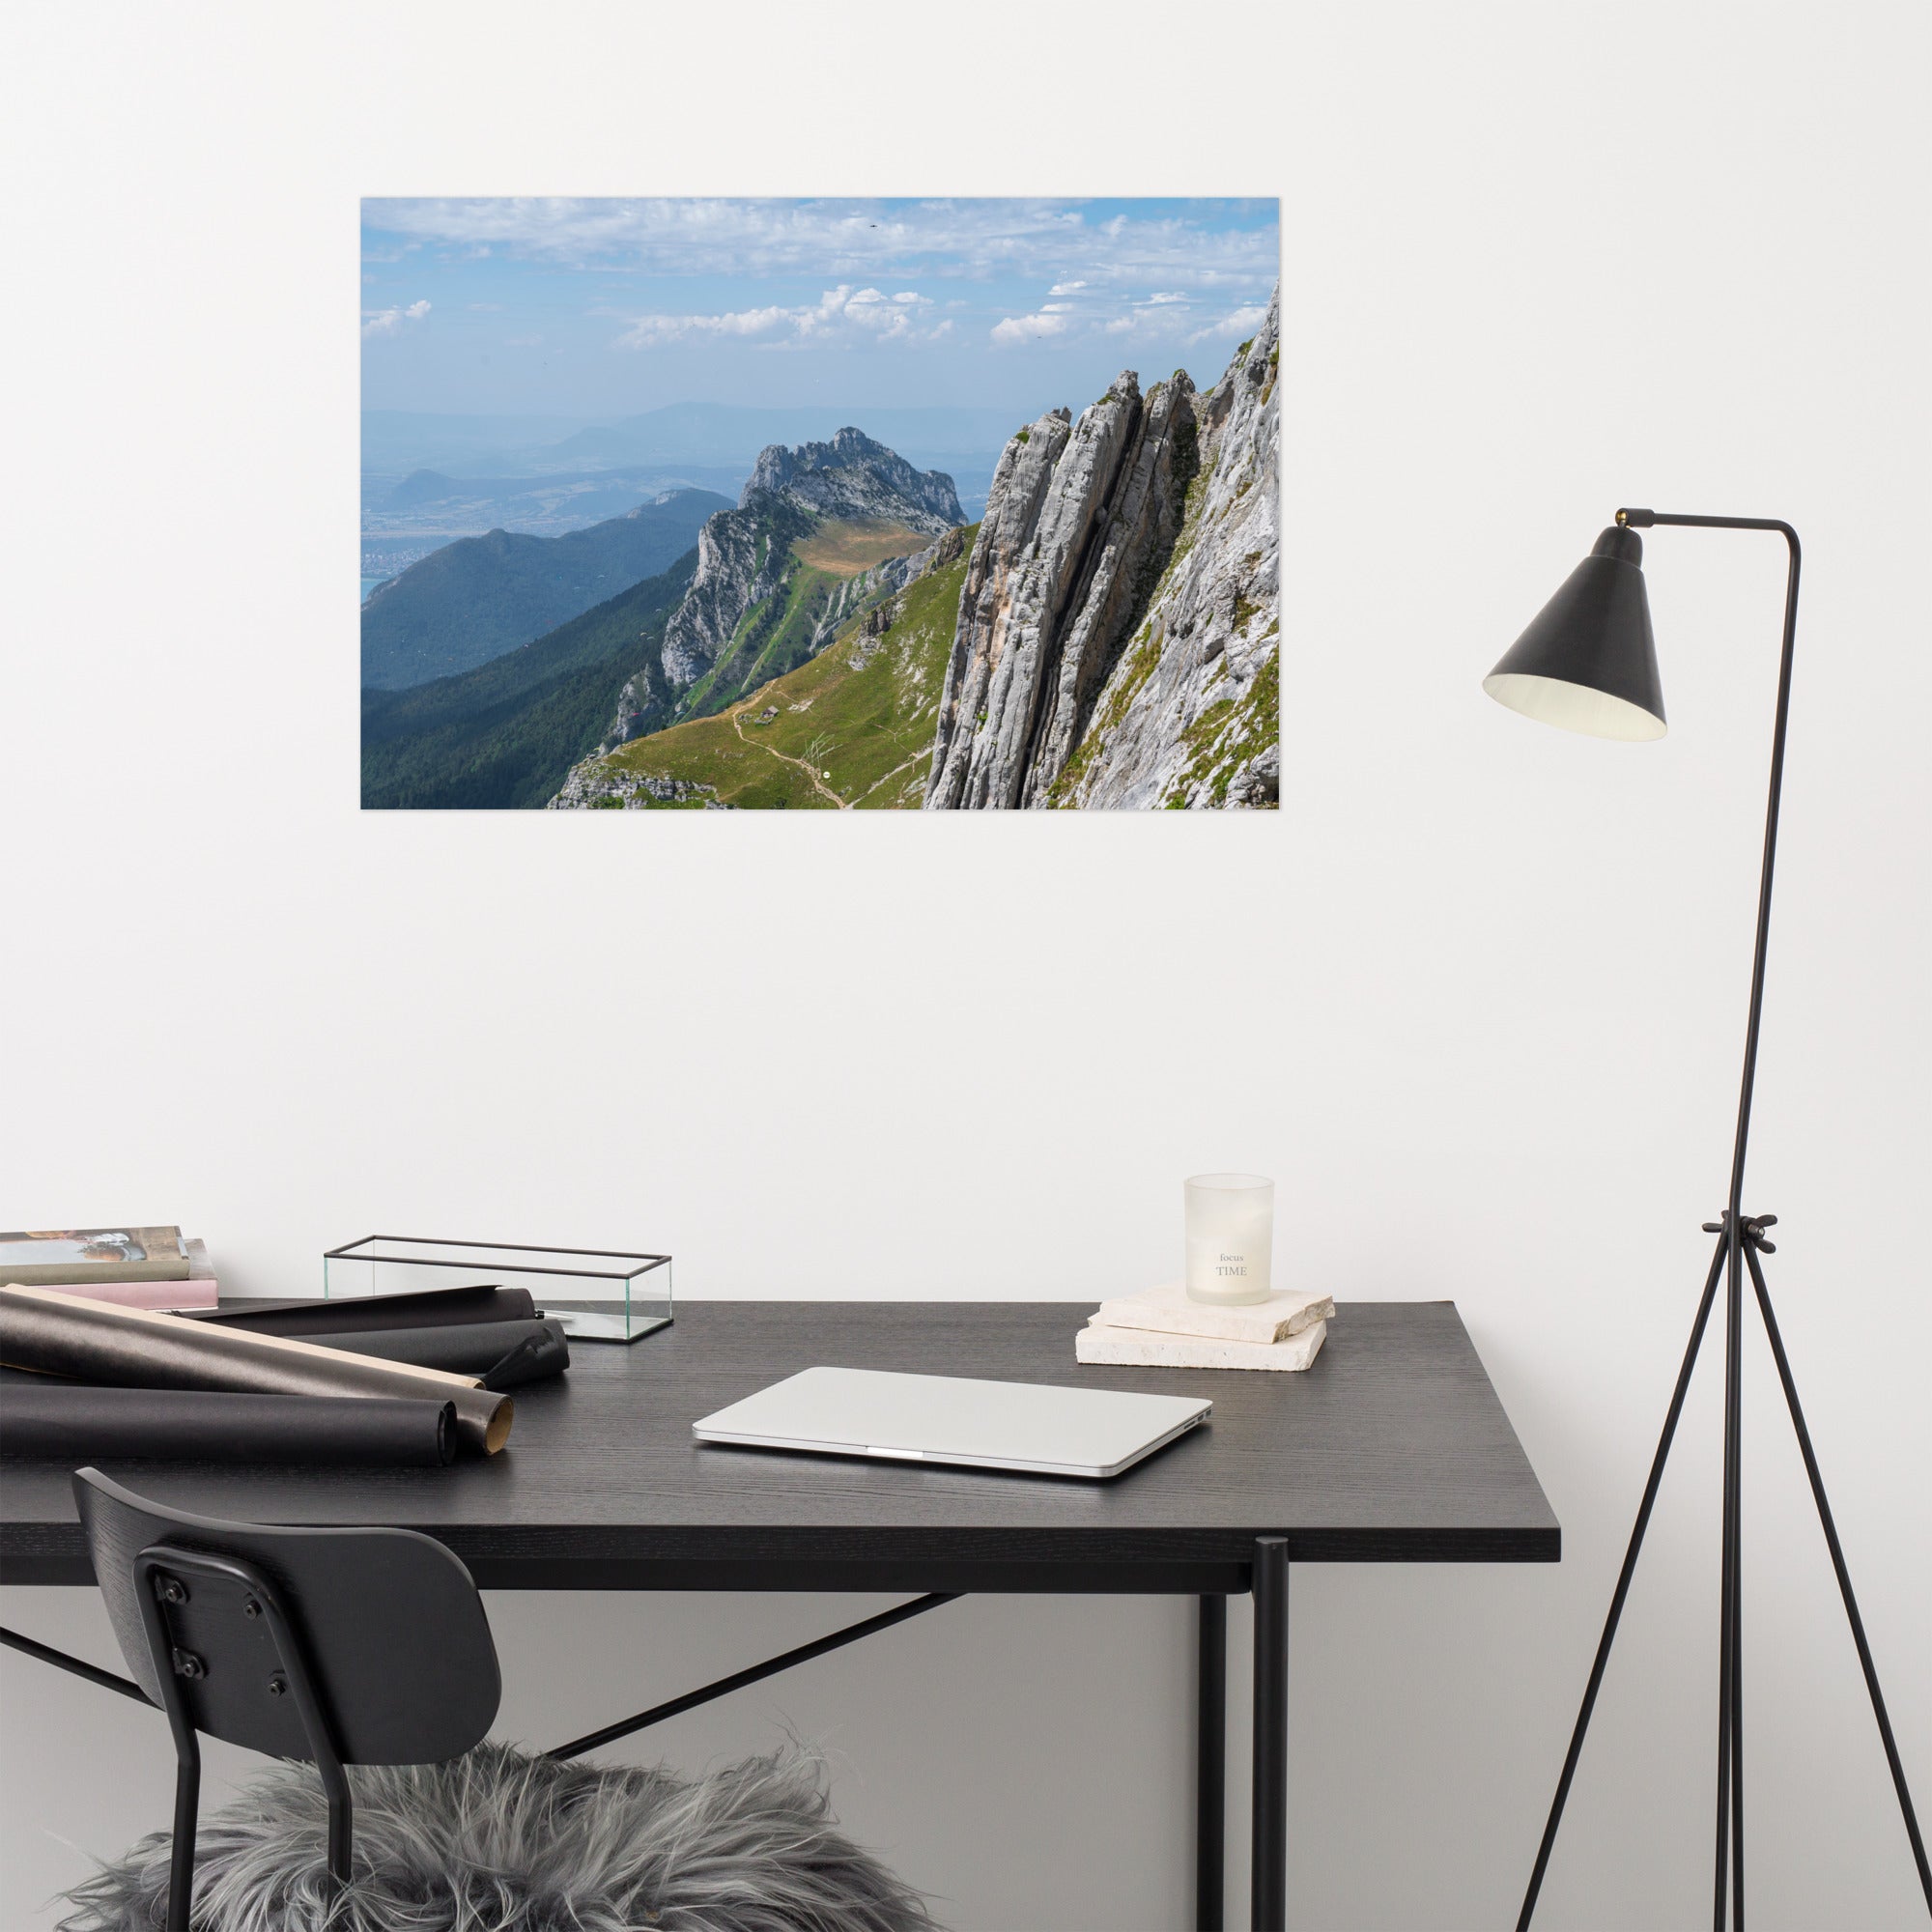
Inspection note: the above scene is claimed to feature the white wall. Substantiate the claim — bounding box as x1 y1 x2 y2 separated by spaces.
3 4 1927 1925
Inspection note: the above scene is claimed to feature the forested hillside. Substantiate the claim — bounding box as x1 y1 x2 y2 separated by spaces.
360 551 696 809
360 488 727 689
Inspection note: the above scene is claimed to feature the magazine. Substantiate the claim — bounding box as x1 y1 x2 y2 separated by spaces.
0 1227 190 1284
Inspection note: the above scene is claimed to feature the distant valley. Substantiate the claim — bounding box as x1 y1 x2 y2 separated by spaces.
363 400 1009 540
359 464 751 549
367 399 1016 483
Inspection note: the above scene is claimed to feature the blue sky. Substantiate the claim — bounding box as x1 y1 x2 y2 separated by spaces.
360 198 1280 419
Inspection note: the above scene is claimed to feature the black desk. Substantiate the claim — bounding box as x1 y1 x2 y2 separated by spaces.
0 1300 1558 1928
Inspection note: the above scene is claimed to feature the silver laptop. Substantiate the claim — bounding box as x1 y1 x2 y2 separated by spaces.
692 1366 1211 1480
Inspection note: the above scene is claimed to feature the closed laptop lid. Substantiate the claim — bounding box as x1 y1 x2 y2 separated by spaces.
693 1366 1210 1478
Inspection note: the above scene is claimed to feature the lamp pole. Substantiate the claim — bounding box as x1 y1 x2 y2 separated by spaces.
1509 513 1930 1930
1616 511 1802 1229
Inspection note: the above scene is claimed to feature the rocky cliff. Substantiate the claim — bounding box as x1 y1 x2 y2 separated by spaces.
657 495 811 690
925 286 1278 809
660 430 960 695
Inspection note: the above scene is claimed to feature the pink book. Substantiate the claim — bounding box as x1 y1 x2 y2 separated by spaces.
29 1277 219 1312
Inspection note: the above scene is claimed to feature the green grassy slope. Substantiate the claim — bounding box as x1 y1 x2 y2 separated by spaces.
591 531 975 810
360 488 727 689
360 551 696 809
671 513 946 725
676 557 839 723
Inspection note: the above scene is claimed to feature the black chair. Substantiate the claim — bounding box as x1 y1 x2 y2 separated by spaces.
73 1466 501 1932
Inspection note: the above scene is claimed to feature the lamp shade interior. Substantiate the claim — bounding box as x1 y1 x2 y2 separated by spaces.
1486 526 1666 741
1482 670 1668 741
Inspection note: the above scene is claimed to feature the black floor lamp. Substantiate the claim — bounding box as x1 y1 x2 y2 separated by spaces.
1484 510 1931 1930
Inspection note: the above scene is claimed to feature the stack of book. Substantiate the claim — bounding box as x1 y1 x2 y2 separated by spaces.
1075 1279 1333 1371
0 1227 216 1310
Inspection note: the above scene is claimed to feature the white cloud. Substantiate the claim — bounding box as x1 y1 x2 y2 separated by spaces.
361 298 431 338
991 308 1071 346
361 197 1279 291
619 303 790 348
1146 291 1189 305
1188 301 1269 344
504 333 542 348
844 288 920 338
618 284 947 350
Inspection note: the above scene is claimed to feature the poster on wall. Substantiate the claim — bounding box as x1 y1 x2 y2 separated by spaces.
361 198 1279 810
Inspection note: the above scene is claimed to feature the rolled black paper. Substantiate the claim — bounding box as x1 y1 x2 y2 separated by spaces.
0 1286 513 1456
0 1385 456 1466
186 1284 538 1335
307 1318 568 1385
480 1335 551 1392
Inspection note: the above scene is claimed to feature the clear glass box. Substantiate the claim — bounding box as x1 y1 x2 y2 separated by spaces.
322 1237 671 1343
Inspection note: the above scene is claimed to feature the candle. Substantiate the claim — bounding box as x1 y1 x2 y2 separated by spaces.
1184 1173 1275 1305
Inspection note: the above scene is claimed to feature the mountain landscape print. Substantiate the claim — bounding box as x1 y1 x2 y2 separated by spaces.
361 198 1280 810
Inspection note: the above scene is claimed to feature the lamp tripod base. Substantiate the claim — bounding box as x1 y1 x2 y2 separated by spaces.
1519 1213 1931 1929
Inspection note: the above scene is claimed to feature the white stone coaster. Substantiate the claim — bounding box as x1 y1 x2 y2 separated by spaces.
1090 1280 1334 1346
1076 1318 1327 1373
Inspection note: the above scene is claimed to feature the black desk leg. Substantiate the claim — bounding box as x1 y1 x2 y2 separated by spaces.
1197 1594 1227 1931
1252 1537 1290 1932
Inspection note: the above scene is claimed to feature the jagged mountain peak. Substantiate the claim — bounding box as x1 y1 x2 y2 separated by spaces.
741 429 962 528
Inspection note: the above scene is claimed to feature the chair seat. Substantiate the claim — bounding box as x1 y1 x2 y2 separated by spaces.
59 1741 935 1932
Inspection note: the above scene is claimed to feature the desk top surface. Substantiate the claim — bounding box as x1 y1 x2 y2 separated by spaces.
0 1301 1557 1590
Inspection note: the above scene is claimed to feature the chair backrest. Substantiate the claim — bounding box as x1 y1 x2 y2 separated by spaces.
74 1468 500 1766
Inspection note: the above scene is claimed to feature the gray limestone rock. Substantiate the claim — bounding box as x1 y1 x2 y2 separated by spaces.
590 665 660 758
923 406 1076 808
546 765 724 810
658 505 799 690
1065 292 1278 809
924 285 1279 810
1019 371 1197 805
745 426 963 529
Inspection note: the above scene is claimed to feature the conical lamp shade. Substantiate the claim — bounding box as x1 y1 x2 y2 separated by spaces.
1484 526 1666 741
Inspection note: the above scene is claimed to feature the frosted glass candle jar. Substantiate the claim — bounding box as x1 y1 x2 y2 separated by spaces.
1184 1173 1275 1305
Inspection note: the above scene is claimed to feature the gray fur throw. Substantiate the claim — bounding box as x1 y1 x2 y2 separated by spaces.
58 1741 938 1932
